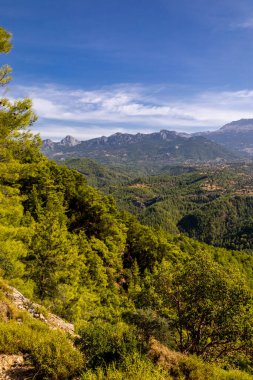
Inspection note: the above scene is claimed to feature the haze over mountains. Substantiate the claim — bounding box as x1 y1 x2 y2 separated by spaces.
41 118 253 168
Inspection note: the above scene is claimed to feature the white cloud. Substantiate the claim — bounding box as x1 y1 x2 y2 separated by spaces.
9 83 253 140
232 18 253 29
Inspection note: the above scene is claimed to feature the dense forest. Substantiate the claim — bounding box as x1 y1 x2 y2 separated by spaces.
2 27 253 379
65 158 253 251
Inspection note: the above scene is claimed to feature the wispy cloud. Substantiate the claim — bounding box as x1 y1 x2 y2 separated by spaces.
8 83 253 140
232 17 253 29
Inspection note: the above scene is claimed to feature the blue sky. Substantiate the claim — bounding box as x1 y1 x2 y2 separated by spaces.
2 0 253 139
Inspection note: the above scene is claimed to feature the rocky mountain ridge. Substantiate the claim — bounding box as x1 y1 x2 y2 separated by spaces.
219 119 253 132
201 119 253 156
41 129 238 168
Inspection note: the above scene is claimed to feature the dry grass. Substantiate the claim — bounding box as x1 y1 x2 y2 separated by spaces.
148 337 183 370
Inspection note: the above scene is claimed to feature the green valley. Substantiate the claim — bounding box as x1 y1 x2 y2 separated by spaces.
64 158 253 251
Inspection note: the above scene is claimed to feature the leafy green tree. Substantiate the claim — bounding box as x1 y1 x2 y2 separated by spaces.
153 254 253 361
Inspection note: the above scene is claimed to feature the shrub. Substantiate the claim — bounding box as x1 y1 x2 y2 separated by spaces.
0 317 84 379
81 353 171 380
78 320 140 369
30 329 84 379
147 338 253 380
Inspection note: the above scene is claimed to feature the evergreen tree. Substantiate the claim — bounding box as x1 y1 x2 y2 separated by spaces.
27 193 80 301
0 27 38 285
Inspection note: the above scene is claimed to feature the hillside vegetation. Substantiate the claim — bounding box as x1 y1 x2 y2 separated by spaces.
66 158 253 251
1 26 253 379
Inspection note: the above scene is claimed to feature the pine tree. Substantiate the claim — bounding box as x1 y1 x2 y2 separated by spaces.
27 193 80 301
0 27 38 285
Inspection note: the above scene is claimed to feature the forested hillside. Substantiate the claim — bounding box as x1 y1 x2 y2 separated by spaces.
2 26 253 379
65 158 253 251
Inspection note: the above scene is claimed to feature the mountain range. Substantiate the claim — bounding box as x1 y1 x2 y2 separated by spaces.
41 118 253 168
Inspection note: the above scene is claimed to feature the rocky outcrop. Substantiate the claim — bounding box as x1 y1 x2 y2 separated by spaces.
59 135 81 147
8 287 76 336
0 285 80 379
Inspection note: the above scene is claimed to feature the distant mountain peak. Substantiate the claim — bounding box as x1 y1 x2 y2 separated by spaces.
220 119 253 132
159 130 190 139
43 138 54 144
159 130 174 139
59 135 81 147
42 139 55 150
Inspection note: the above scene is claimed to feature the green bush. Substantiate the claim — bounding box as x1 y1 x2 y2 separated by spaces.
124 308 174 347
173 355 253 380
81 353 171 380
78 320 140 369
0 317 84 379
0 318 37 353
